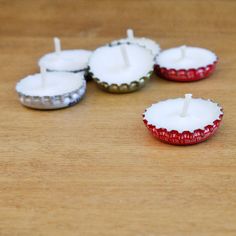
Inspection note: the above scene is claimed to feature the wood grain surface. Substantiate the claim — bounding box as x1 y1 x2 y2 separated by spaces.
0 0 236 235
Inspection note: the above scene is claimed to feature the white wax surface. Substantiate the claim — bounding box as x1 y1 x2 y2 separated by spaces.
38 50 92 71
155 46 217 70
88 44 154 85
144 98 222 132
111 37 160 56
16 72 84 96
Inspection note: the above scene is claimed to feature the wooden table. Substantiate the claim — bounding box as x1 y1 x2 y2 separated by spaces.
0 0 236 235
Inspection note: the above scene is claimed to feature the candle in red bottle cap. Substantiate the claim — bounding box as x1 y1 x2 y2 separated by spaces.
143 94 223 145
154 46 218 82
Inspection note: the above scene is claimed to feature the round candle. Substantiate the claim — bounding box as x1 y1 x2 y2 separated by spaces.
156 46 216 70
143 94 223 145
154 46 218 82
16 70 86 109
111 29 160 56
38 37 92 72
88 44 154 93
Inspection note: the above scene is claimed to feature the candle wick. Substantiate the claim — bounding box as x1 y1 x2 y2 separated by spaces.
180 45 187 59
127 29 134 41
120 45 130 67
54 37 61 54
180 93 192 117
40 66 47 88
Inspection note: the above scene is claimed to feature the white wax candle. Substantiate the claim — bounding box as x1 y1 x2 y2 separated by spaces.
155 46 217 70
16 72 84 96
39 50 92 72
144 95 223 132
39 38 92 72
111 29 160 56
88 44 154 85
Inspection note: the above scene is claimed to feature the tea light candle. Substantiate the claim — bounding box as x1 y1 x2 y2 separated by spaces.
110 29 161 57
154 46 218 82
16 68 86 110
38 37 92 74
143 94 223 145
88 43 154 93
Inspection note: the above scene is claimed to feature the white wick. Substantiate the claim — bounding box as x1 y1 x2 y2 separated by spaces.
40 66 47 88
180 45 187 59
120 45 130 67
180 93 192 117
54 37 61 54
127 29 134 40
